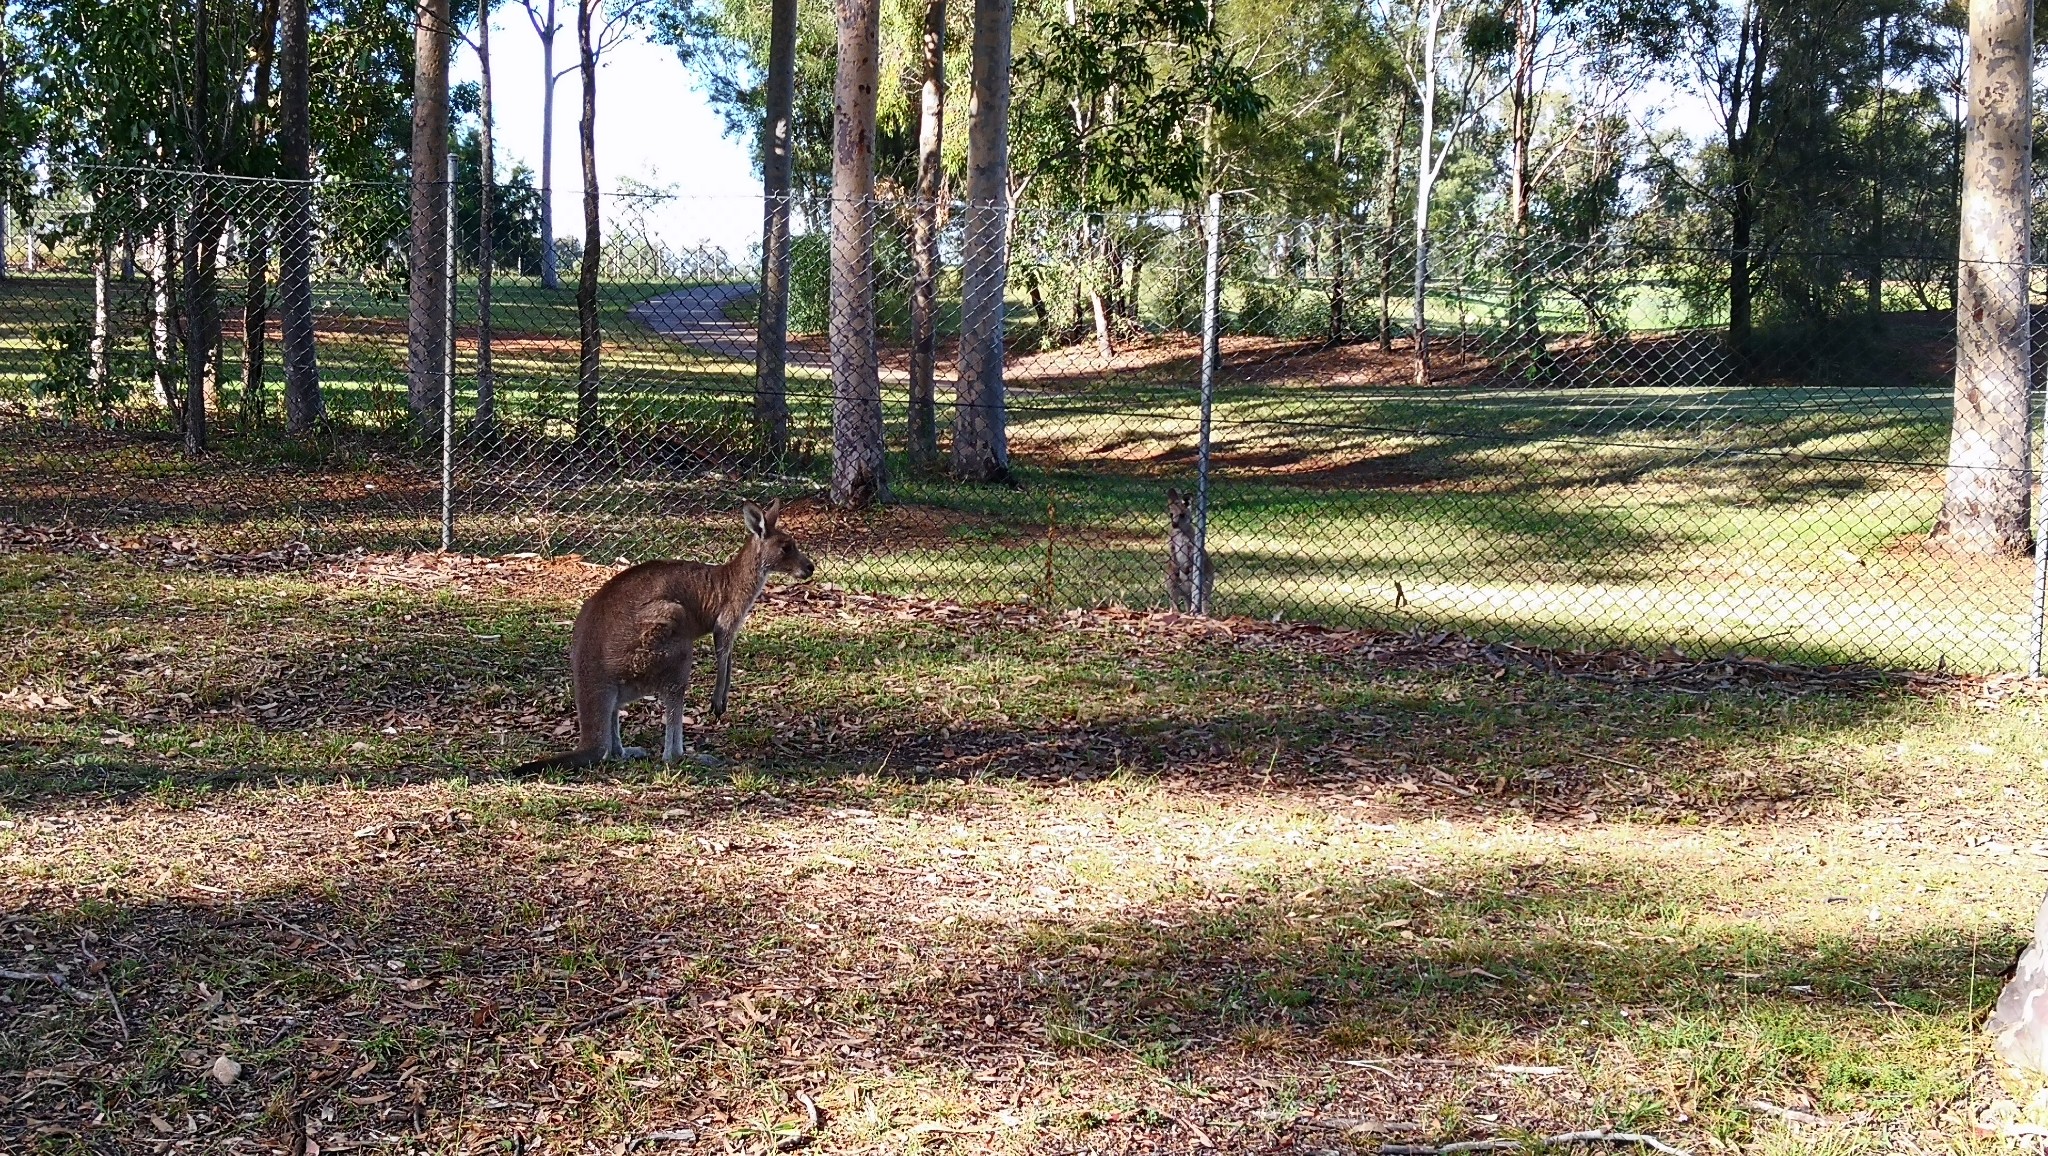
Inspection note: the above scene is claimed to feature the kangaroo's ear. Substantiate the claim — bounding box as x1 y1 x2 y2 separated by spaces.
742 503 767 538
762 497 782 527
1167 488 1184 504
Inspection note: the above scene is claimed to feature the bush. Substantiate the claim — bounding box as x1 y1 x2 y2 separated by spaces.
32 311 140 423
787 230 914 337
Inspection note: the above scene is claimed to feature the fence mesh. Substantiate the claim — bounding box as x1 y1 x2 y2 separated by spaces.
0 166 2039 672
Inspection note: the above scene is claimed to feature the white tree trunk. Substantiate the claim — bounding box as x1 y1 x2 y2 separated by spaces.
1935 0 2033 554
952 0 1013 482
757 0 797 455
535 0 561 291
828 0 886 506
1410 0 1440 386
907 0 946 468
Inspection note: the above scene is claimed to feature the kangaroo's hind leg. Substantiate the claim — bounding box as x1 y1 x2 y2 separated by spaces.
572 679 643 762
658 639 696 763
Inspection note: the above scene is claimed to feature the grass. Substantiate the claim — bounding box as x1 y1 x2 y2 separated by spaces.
2 528 2047 1154
0 269 2013 673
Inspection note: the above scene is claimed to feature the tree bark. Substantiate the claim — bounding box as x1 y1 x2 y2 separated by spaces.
475 0 499 431
241 0 280 428
907 0 946 470
1725 0 1765 349
152 221 181 423
756 0 797 457
182 197 225 455
952 0 1012 483
1866 13 1888 316
1377 100 1405 353
91 238 110 402
1506 0 1537 348
1411 0 1442 385
829 0 886 507
1933 0 2033 555
1328 217 1346 343
409 0 453 421
575 0 603 440
280 0 323 433
535 0 563 290
241 230 268 425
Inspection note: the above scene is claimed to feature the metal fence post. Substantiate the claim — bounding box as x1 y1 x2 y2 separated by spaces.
1193 192 1222 617
441 153 457 552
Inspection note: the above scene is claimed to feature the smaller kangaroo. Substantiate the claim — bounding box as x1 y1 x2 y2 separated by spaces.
516 500 814 772
1165 487 1213 614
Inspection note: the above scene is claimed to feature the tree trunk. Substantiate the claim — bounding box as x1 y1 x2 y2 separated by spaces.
1729 188 1753 348
1090 226 1115 361
91 239 110 402
182 199 225 455
575 0 603 441
1867 13 1888 316
829 0 886 507
280 0 323 434
240 0 280 428
152 222 181 423
1328 218 1346 343
757 0 797 457
408 0 453 421
539 0 562 291
1726 0 1763 350
475 1 498 431
1409 3 1441 387
1506 0 1537 348
952 0 1013 483
241 231 268 425
1378 100 1405 353
1933 0 2033 555
907 0 946 470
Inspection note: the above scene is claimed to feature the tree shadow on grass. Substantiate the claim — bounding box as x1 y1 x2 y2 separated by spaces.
0 841 2000 1151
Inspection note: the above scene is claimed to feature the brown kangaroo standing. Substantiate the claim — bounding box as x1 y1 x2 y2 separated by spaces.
516 500 814 771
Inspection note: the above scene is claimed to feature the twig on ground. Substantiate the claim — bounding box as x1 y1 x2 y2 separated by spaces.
563 994 666 1038
0 968 66 984
1376 1131 1690 1155
81 938 129 1041
1744 1100 1831 1126
624 1130 699 1150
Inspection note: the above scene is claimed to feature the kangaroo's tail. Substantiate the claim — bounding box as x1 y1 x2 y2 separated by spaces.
511 747 608 775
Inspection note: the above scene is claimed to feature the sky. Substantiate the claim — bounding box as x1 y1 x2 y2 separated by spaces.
453 13 766 260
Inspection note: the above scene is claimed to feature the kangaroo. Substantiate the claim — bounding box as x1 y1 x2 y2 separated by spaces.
1165 487 1213 614
515 500 814 772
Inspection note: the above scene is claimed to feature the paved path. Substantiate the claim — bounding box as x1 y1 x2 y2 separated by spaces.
627 282 831 369
630 283 981 397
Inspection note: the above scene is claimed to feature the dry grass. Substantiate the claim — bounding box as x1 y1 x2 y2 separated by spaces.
3 522 2047 1154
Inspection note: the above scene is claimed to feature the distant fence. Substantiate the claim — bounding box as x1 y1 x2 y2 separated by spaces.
1 165 2042 673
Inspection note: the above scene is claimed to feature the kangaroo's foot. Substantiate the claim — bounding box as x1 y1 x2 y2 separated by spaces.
615 745 651 761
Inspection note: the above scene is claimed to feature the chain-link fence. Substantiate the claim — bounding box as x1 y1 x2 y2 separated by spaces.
2 165 2041 672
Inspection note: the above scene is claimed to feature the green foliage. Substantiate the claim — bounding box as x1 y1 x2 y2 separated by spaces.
455 127 547 273
786 229 914 336
1012 0 1264 211
31 310 140 424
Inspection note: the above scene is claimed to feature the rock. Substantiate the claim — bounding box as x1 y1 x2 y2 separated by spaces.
209 1055 242 1086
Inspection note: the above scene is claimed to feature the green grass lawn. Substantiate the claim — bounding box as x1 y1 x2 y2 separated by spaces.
0 534 2042 1154
0 270 2007 672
